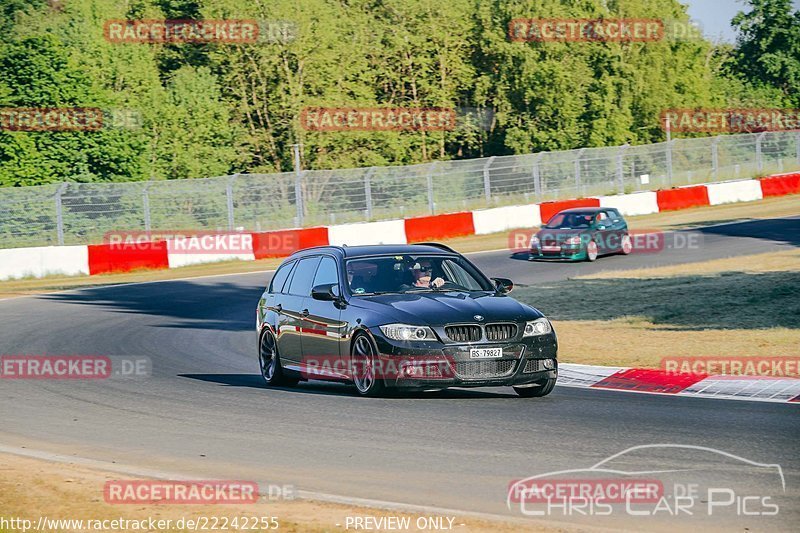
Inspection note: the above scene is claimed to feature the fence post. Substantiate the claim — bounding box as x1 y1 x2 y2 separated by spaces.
574 148 585 196
756 132 766 173
483 156 496 204
616 144 628 194
532 153 543 200
142 182 152 234
364 166 375 220
711 136 720 181
426 162 437 214
796 131 800 166
292 144 304 226
666 139 674 188
55 183 67 245
226 174 237 230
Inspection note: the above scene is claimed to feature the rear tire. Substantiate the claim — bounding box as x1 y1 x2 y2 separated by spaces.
585 240 599 262
259 330 298 387
514 377 556 398
351 332 386 397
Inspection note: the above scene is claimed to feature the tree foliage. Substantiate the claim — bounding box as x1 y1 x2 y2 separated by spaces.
0 0 794 186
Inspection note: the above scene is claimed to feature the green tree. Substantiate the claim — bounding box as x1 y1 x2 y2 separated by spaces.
732 0 800 106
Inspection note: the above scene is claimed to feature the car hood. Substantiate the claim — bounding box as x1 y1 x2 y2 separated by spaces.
350 291 543 326
536 228 590 243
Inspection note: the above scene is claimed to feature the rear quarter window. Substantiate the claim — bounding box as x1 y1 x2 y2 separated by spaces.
269 260 295 293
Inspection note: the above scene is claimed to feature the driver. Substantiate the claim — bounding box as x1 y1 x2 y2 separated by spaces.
407 260 445 289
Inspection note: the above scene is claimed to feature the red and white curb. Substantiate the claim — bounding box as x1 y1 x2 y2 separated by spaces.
558 363 800 404
1 172 798 281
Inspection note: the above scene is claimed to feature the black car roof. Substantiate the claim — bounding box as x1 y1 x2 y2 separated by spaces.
289 243 459 260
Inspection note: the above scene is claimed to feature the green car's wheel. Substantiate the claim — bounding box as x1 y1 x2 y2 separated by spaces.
620 234 633 255
586 240 599 262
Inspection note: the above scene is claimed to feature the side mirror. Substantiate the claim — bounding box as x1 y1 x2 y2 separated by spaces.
311 283 339 301
491 277 514 294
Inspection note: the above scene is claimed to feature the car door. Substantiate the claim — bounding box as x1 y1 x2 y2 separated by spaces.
604 209 627 252
593 210 617 253
301 255 347 379
277 255 321 367
261 259 295 331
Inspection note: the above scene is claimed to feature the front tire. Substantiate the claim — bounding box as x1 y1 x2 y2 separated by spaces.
585 240 599 262
351 332 386 397
619 234 633 255
259 330 298 387
514 376 557 398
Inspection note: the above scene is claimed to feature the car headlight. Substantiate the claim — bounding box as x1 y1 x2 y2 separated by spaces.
564 236 581 245
529 235 540 247
523 318 552 337
380 324 437 341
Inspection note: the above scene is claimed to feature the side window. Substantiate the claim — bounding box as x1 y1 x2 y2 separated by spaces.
442 259 483 291
269 261 295 293
287 257 321 296
313 256 339 288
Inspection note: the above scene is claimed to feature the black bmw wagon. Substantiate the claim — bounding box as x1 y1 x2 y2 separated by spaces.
256 243 558 397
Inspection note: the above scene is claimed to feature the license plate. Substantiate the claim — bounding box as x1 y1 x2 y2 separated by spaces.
541 246 561 252
470 348 503 359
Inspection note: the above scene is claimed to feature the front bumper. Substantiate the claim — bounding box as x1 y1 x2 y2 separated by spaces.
529 245 586 261
370 330 558 390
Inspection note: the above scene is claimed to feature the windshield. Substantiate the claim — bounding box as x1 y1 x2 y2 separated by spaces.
345 255 494 295
544 212 595 229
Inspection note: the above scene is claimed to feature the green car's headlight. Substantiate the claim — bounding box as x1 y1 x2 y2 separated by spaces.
523 318 552 337
380 324 437 341
564 236 582 245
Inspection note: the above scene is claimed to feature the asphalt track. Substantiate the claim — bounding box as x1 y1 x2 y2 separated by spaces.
1 217 798 531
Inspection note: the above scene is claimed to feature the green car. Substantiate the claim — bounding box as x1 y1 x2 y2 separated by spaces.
528 207 633 262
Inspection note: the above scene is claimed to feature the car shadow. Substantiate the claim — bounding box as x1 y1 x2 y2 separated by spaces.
694 217 800 247
38 279 265 332
179 373 517 399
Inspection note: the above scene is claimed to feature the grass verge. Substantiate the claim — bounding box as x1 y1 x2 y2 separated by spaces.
514 253 800 368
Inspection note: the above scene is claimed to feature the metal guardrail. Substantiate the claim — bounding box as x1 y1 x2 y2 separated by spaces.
1 130 798 248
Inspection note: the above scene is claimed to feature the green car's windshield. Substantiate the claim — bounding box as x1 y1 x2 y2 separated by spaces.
345 255 494 295
544 212 595 229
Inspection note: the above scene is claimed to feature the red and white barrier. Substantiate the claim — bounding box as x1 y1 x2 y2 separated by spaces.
472 205 542 235
328 220 408 246
0 173 797 280
558 363 800 403
707 179 763 205
598 191 659 216
0 245 89 279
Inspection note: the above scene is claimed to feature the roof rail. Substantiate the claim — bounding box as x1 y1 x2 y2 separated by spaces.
414 242 458 253
290 244 345 255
